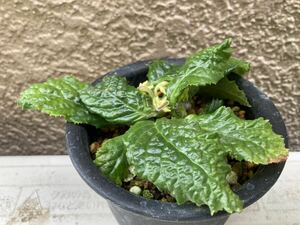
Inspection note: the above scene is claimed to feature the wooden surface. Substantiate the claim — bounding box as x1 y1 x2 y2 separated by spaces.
0 153 299 225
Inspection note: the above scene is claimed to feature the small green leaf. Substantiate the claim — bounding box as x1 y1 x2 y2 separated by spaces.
94 136 128 185
203 99 224 113
147 60 179 83
122 106 288 214
80 76 158 124
198 77 250 106
18 76 108 128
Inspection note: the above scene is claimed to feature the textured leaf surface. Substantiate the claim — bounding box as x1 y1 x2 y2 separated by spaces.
198 77 250 106
186 107 288 164
94 136 128 185
80 76 157 124
147 60 179 83
124 117 242 214
166 39 232 105
166 39 250 106
123 107 288 214
18 76 107 128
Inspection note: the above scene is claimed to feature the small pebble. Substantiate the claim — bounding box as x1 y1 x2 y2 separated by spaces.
226 171 238 184
143 181 150 189
142 190 154 199
89 142 100 154
231 106 240 112
161 198 168 202
238 110 246 119
166 195 175 202
245 161 256 169
129 186 142 195
130 180 144 187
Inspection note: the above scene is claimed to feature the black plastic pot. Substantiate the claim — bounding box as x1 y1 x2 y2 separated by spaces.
66 59 288 225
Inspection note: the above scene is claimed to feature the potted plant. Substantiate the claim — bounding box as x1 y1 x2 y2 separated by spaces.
18 39 288 225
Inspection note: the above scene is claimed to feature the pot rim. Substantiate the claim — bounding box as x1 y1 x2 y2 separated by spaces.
66 59 288 221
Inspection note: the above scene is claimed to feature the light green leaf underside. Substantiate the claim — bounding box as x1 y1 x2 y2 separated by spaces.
94 136 128 186
18 76 107 128
80 76 158 124
198 77 250 106
166 39 250 106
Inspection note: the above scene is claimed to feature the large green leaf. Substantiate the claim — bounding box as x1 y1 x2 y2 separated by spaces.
198 77 250 106
124 117 241 214
147 60 179 83
122 107 288 214
80 76 158 124
94 136 128 185
166 39 250 106
18 76 107 128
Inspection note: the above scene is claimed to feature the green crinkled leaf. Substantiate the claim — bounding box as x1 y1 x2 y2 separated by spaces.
80 76 158 124
18 76 108 128
186 107 288 164
166 39 250 106
198 77 250 106
124 118 242 215
94 136 128 185
122 106 288 214
166 39 232 105
147 60 179 83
